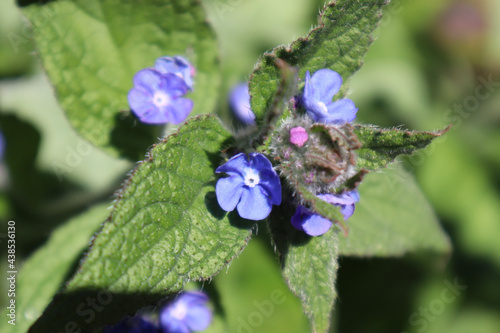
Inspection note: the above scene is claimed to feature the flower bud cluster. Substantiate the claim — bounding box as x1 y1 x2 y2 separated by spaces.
215 68 363 236
269 116 361 196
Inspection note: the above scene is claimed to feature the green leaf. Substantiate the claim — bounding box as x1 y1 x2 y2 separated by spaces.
338 165 451 256
0 203 109 333
268 203 339 333
249 0 387 122
29 115 253 333
21 0 220 160
283 231 339 333
354 125 450 171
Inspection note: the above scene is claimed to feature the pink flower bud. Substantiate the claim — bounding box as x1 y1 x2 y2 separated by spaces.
289 127 308 147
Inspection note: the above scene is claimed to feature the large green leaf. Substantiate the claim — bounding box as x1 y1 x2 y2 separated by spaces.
29 115 253 333
283 231 339 333
354 125 449 171
0 204 109 333
338 165 451 256
21 0 220 160
268 202 339 333
249 0 387 123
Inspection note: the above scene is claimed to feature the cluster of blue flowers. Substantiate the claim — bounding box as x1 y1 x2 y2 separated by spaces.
219 69 360 236
128 56 195 125
127 56 360 236
104 292 212 333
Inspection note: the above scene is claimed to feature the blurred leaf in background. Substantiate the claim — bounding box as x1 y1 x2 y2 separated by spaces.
345 0 500 332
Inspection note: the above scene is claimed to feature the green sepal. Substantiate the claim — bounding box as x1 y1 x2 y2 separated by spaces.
354 124 451 171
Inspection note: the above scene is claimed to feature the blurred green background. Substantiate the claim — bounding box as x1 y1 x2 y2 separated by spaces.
1 0 500 332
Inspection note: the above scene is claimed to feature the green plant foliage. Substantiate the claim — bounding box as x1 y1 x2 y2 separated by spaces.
28 115 253 333
338 165 451 256
0 204 109 333
267 201 340 333
249 0 387 123
354 125 449 171
212 238 310 333
282 230 339 333
21 0 220 159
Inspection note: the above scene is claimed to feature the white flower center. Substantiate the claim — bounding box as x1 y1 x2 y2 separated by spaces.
316 101 328 115
153 91 171 107
170 303 187 320
244 168 260 188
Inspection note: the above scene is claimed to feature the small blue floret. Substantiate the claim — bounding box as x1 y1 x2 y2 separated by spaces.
215 153 282 221
128 68 193 125
302 69 358 124
155 56 195 91
291 190 359 236
228 83 255 125
160 292 212 333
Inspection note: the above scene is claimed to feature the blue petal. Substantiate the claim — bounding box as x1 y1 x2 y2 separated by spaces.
340 203 355 220
258 170 282 206
177 291 209 305
318 193 355 206
248 153 281 205
318 192 358 220
155 57 179 75
128 88 157 118
216 175 244 212
229 83 255 125
165 98 193 124
291 206 333 236
303 71 327 121
161 318 190 333
303 70 313 103
137 109 169 124
325 98 357 124
291 206 308 232
305 104 329 122
133 68 163 92
248 152 274 171
185 305 212 331
160 73 189 98
155 56 194 90
307 69 343 103
237 186 272 220
301 213 333 236
346 190 360 202
215 153 248 177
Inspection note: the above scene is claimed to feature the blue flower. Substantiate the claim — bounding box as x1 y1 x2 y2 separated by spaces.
155 56 195 91
291 190 359 236
128 68 193 124
103 316 159 333
160 292 212 333
302 69 358 124
215 153 282 221
228 83 255 125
